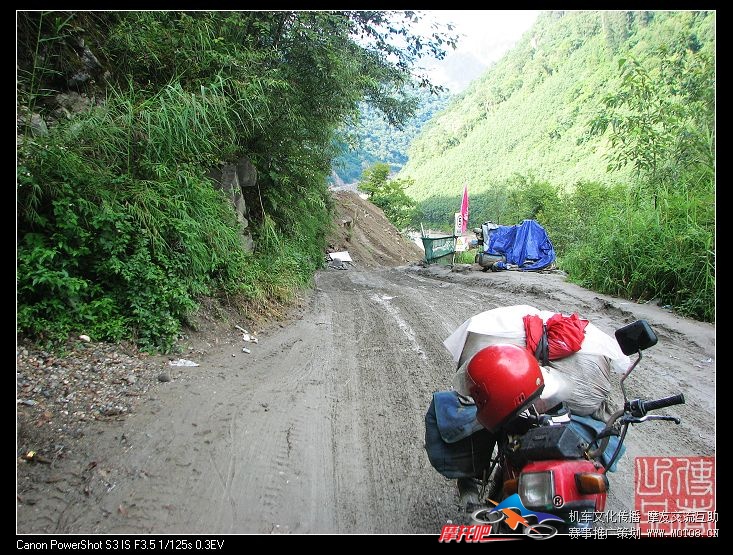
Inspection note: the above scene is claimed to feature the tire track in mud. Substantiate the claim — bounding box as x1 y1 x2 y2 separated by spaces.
202 292 339 533
229 291 340 534
326 272 419 532
46 288 344 534
320 269 464 533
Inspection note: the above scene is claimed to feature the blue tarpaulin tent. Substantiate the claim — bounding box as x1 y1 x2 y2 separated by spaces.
485 220 556 271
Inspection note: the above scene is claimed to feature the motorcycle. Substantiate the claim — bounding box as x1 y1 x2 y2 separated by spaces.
428 319 685 538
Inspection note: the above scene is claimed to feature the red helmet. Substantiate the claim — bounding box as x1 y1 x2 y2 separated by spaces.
466 344 544 432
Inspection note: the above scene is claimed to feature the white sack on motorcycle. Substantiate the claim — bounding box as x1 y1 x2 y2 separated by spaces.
443 305 630 422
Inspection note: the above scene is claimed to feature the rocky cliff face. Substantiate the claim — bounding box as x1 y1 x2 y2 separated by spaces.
206 158 258 253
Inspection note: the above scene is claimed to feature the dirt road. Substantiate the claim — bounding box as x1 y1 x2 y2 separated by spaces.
16 263 715 535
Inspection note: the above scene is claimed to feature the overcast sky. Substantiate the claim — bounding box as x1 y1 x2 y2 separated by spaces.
417 10 540 92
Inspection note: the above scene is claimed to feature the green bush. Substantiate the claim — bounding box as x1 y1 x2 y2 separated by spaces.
358 163 417 229
411 176 713 322
559 189 714 322
454 249 478 264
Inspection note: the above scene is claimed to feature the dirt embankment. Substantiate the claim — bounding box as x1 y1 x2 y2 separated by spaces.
17 191 715 535
326 190 424 268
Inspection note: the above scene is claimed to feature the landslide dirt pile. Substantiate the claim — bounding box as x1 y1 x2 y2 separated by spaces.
326 190 424 268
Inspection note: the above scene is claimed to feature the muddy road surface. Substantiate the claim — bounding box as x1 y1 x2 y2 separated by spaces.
17 264 715 534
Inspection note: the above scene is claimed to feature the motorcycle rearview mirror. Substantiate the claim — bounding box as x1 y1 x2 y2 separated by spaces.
615 320 658 356
615 320 658 403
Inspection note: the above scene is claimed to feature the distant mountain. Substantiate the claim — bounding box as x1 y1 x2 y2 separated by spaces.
399 10 715 203
395 10 715 323
330 89 451 185
425 49 492 93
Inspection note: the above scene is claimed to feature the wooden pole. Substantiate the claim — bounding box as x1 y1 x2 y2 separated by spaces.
451 235 457 267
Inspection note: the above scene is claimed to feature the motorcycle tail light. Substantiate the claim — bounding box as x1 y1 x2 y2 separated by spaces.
519 471 554 509
576 472 609 494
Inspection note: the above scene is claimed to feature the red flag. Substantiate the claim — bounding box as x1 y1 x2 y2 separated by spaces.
460 184 469 234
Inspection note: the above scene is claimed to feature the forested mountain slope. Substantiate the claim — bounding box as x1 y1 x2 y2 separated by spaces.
401 10 714 202
331 89 451 185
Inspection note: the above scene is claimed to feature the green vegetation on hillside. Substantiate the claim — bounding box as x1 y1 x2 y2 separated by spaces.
357 163 417 229
16 11 456 351
332 89 451 184
402 11 714 321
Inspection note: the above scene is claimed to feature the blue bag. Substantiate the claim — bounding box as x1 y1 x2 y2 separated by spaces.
424 391 495 479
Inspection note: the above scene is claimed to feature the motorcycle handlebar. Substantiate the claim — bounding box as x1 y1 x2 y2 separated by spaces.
589 393 685 464
641 394 685 413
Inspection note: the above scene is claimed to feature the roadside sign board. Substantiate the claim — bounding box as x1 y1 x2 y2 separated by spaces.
454 213 463 236
455 236 469 252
